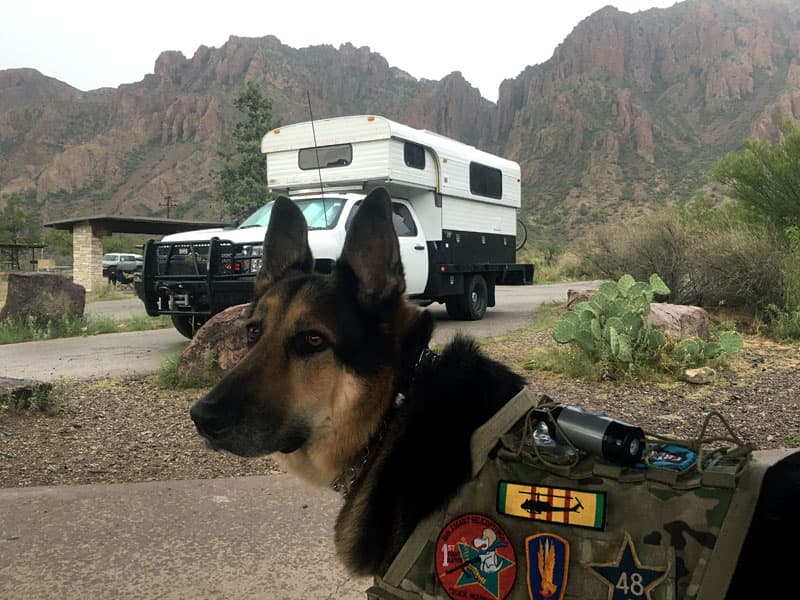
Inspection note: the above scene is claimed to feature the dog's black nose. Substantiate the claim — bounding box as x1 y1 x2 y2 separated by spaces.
190 400 229 439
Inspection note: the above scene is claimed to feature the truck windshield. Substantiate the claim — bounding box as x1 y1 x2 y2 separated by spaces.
238 197 346 230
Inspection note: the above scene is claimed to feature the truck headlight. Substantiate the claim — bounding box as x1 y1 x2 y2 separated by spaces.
242 245 263 257
241 245 263 272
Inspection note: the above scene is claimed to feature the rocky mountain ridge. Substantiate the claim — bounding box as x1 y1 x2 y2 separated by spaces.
2 0 799 242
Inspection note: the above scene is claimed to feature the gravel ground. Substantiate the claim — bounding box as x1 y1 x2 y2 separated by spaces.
1 332 798 488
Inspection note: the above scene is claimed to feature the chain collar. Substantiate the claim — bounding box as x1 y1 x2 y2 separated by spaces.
330 422 386 498
330 345 439 498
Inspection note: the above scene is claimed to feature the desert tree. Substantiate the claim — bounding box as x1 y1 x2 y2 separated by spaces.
711 119 800 239
0 193 40 243
215 81 279 220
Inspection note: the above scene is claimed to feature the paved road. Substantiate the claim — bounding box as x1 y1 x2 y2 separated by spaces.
0 281 602 382
0 475 372 600
0 280 602 599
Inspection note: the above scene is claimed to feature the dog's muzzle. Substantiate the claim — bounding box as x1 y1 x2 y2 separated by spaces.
189 399 229 449
189 393 309 457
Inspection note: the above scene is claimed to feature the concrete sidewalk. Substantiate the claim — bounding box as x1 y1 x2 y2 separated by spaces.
0 474 372 599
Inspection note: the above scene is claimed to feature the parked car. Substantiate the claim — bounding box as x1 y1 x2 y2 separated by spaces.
102 253 143 277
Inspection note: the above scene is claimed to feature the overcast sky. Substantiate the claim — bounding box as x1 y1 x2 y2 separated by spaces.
1 0 677 103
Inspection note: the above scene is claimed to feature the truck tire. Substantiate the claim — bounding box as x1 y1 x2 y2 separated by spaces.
445 298 466 320
171 315 205 339
446 274 488 321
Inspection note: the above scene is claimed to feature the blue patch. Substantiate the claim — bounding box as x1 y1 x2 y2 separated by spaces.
526 533 569 600
584 532 669 600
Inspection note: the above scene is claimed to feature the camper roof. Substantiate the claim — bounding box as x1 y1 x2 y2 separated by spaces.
261 115 519 175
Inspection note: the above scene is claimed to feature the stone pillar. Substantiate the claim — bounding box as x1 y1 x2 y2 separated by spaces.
72 221 109 292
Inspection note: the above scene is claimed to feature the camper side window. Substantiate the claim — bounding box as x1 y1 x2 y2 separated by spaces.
404 142 426 169
299 144 353 170
469 162 503 199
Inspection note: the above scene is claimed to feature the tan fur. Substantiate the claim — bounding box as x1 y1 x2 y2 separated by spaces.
243 286 400 486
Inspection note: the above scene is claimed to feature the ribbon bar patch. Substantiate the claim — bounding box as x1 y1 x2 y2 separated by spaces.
497 481 606 530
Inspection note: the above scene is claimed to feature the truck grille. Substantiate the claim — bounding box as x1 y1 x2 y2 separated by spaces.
155 241 235 277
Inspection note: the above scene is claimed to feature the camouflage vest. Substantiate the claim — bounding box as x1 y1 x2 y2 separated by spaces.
367 387 792 600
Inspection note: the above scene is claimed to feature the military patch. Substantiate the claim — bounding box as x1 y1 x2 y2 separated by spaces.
435 513 517 600
497 481 606 530
584 531 670 600
525 533 569 600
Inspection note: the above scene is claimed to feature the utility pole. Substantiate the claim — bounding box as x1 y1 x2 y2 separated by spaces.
160 194 177 218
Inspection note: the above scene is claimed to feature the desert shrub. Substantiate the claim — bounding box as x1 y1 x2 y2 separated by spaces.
553 251 592 281
578 204 793 311
684 225 791 309
763 304 800 342
518 243 596 283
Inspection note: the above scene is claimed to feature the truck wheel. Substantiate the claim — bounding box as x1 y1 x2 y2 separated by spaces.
464 274 488 320
171 315 205 339
446 274 488 321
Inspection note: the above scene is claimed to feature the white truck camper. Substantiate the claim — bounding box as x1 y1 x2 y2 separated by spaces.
139 115 534 338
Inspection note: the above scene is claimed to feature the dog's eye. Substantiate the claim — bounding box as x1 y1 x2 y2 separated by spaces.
291 330 329 355
246 323 262 346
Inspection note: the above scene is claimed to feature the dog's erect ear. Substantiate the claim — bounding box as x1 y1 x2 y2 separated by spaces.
255 196 314 293
338 187 405 308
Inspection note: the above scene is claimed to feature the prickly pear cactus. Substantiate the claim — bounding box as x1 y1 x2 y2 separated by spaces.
553 274 669 377
672 330 744 367
552 273 742 378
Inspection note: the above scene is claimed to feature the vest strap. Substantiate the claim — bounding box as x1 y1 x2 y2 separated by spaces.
470 386 536 478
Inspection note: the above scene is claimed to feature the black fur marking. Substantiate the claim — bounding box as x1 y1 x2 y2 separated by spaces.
337 187 405 308
256 196 314 293
338 328 524 574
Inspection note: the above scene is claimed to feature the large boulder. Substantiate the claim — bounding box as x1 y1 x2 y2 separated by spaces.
648 302 710 342
0 272 85 324
178 304 251 378
566 289 710 341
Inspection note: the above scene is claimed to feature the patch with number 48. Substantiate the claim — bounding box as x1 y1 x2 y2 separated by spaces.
584 532 670 600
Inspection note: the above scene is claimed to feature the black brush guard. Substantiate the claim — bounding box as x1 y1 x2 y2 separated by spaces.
137 238 258 319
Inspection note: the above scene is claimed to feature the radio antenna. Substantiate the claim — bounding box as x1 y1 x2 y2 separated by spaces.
307 90 328 227
307 91 325 195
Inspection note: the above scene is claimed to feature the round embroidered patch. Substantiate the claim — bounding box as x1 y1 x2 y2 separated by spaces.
435 513 517 600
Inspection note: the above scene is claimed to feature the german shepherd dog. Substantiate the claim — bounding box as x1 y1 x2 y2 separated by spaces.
190 188 798 594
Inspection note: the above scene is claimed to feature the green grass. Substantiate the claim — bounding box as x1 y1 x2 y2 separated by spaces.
157 347 222 389
530 302 562 330
86 283 138 302
0 378 71 415
0 313 172 344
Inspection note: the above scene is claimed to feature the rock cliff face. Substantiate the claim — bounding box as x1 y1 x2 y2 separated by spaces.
1 0 799 241
489 0 800 235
